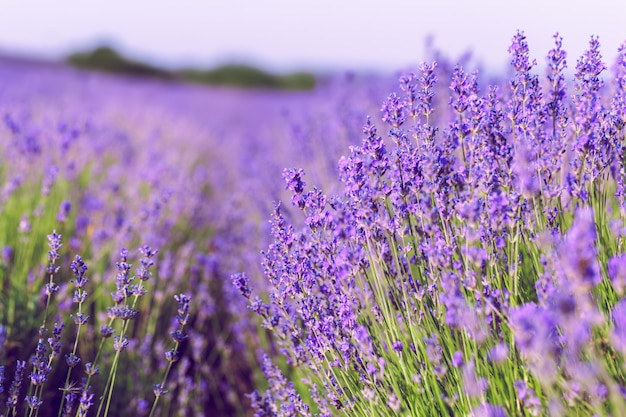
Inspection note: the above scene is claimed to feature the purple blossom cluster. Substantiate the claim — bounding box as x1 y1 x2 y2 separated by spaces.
240 32 626 416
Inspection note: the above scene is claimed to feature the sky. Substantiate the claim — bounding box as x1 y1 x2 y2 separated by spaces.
0 0 625 74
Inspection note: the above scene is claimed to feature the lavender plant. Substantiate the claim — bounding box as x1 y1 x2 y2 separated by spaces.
239 32 626 416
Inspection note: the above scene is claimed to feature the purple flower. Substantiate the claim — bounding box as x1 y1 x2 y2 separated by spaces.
46 230 62 275
65 353 81 368
136 244 158 281
25 395 43 410
470 403 508 417
57 200 72 223
608 253 626 294
170 329 188 343
30 371 47 387
487 343 509 364
452 351 464 368
84 362 99 377
231 272 252 299
165 349 179 363
6 360 26 409
77 385 94 417
283 167 306 195
152 383 169 398
72 291 88 305
559 207 601 291
70 255 89 288
30 331 52 386
387 393 400 412
570 36 608 190
449 64 476 115
0 326 5 353
509 303 560 383
113 335 129 352
47 322 64 357
2 246 14 265
100 325 115 338
18 214 31 234
544 33 568 194
547 33 568 112
512 141 538 198
381 92 407 129
417 62 437 118
509 31 534 73
462 360 488 398
612 299 626 355
115 248 132 296
174 293 191 326
63 392 77 417
107 305 138 321
253 355 313 416
514 380 541 416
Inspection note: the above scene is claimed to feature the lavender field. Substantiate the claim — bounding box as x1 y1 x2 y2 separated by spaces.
1 31 626 417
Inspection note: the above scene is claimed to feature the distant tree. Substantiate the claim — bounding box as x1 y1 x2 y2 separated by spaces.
67 46 173 80
67 46 316 90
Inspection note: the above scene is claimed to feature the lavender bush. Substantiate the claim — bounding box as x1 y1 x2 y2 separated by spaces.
238 32 626 416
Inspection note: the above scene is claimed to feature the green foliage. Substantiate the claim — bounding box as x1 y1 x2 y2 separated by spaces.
66 46 316 90
179 65 280 88
177 65 315 90
67 46 173 80
0 177 71 339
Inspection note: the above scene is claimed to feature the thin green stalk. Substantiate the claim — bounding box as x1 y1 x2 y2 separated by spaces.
98 292 142 417
58 295 86 417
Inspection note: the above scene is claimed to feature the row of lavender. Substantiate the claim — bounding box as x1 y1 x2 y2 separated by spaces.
0 60 384 416
237 33 626 416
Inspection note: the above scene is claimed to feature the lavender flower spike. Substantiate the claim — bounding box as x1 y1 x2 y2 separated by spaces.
559 207 601 291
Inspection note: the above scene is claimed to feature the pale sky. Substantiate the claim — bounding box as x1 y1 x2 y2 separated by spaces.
0 0 625 73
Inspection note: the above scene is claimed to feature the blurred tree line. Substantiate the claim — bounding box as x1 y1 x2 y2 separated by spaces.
67 46 316 90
